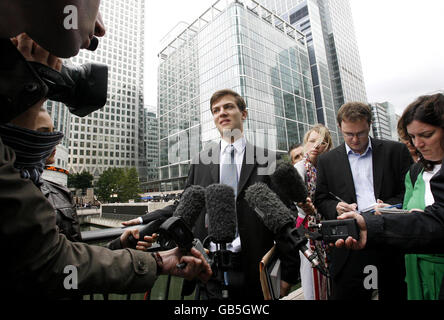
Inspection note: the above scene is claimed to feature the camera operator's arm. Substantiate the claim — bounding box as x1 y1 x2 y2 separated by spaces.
108 229 158 252
122 165 197 227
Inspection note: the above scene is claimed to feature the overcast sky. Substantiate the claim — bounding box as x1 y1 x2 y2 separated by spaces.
144 0 444 115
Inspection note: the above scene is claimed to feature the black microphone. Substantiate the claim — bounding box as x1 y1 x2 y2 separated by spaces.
127 185 204 249
205 184 237 299
87 36 99 51
245 182 328 276
270 161 308 207
157 185 210 270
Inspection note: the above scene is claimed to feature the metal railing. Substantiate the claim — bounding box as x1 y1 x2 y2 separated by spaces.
80 226 196 300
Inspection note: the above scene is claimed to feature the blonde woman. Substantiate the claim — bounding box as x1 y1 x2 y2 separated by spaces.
295 124 333 300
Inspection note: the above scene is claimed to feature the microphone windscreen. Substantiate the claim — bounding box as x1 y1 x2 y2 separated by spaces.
245 182 295 234
173 185 206 228
205 184 237 243
270 161 308 204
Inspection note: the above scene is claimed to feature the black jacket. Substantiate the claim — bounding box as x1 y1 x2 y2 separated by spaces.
314 138 412 299
140 141 276 299
40 179 82 242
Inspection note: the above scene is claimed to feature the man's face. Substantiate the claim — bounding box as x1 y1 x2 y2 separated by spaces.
340 118 370 154
211 94 247 140
34 111 56 165
290 146 303 165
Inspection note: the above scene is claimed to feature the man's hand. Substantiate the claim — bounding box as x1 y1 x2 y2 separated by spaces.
122 218 142 227
119 229 157 251
158 247 212 283
336 202 357 216
12 33 62 71
334 212 367 250
9 33 63 126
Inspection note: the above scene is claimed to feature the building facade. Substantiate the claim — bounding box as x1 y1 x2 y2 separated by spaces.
371 102 398 141
257 0 367 145
157 0 317 191
140 106 160 190
60 0 146 180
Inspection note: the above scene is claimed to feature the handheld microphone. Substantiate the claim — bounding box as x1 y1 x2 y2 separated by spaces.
270 161 308 207
127 185 204 249
87 37 99 51
157 185 210 269
245 182 328 276
205 184 237 299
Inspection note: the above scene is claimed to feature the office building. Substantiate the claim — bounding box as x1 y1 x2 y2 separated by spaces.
59 0 146 180
257 0 368 145
140 106 159 190
370 102 398 141
157 0 317 191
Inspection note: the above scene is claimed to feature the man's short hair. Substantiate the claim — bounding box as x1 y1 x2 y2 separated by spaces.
210 89 246 113
337 102 372 126
288 143 302 155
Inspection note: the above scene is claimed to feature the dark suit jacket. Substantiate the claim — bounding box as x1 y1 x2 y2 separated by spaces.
314 138 412 298
142 141 276 299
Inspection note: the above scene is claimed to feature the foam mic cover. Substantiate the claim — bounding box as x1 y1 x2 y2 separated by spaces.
173 185 206 228
205 184 237 243
270 161 308 204
244 182 295 234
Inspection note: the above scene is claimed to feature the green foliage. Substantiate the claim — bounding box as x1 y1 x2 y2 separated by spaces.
68 171 94 191
95 168 141 203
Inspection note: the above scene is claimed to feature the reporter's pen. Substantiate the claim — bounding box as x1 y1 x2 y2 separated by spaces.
329 192 347 204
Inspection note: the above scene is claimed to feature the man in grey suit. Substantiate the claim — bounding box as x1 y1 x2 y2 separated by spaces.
127 89 277 300
315 102 412 300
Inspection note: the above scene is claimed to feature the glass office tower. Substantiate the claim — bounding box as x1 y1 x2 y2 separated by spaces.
258 0 367 145
62 0 146 179
371 102 397 141
157 0 316 191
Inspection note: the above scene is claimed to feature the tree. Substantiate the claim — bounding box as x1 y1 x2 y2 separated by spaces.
95 168 141 203
68 171 94 192
120 167 141 203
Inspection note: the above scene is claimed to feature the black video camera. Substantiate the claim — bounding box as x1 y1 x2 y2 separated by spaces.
0 38 108 123
307 219 360 243
158 217 210 266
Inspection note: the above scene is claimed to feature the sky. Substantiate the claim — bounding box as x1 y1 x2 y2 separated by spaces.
144 0 444 115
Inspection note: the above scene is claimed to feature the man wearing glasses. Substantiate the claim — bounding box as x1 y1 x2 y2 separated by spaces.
314 102 412 300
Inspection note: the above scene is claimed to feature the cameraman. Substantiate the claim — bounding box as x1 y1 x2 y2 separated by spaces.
0 0 211 298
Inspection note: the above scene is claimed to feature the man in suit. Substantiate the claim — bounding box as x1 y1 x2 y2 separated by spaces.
126 89 276 300
314 102 412 300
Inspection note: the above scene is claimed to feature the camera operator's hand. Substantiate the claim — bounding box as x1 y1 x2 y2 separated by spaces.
12 33 62 71
119 229 157 251
121 218 142 227
158 247 212 283
334 212 367 250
